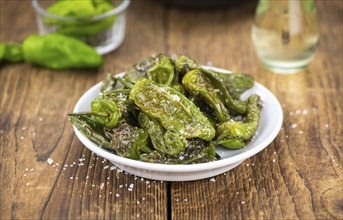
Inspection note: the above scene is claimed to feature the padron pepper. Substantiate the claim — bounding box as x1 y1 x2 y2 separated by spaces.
174 55 247 114
174 55 200 77
147 54 175 85
217 94 262 149
68 114 113 150
216 72 254 99
22 34 103 69
139 113 187 156
182 69 230 123
91 89 137 127
68 114 150 160
123 54 175 86
139 138 216 164
129 78 215 141
110 122 150 160
201 69 247 114
123 55 155 83
45 0 116 37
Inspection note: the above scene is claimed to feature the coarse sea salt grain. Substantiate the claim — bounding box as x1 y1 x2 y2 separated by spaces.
110 166 116 171
291 123 297 129
210 178 216 182
47 158 54 165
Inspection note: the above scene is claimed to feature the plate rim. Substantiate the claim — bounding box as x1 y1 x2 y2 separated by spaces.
72 66 284 173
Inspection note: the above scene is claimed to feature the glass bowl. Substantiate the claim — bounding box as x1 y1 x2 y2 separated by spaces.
32 0 131 55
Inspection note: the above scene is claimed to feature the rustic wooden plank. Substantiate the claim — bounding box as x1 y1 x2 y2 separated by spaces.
0 1 168 219
167 1 342 219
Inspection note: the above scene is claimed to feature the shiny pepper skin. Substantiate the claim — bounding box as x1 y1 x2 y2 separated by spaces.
129 78 216 141
22 34 103 69
217 94 262 149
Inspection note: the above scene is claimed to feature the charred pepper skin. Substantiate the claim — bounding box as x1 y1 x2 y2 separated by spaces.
129 78 216 141
174 55 247 114
68 114 112 150
138 113 187 156
217 94 262 149
201 69 247 114
182 69 230 123
110 122 150 160
139 138 216 164
147 54 175 86
68 115 150 160
215 72 254 99
174 55 200 77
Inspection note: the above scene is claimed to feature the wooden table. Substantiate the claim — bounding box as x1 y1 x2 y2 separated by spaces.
1 1 342 219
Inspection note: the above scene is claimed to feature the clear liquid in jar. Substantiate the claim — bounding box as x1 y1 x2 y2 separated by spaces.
252 0 319 74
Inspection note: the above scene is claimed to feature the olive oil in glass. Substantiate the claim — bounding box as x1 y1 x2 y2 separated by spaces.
252 0 319 74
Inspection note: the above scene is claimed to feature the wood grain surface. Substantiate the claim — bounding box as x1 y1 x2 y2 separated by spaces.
1 0 342 219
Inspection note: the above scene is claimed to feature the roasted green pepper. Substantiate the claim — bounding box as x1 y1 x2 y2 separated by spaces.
68 113 112 150
129 78 215 141
123 54 175 86
110 122 150 160
22 34 103 69
147 54 174 85
123 55 155 83
139 113 187 156
217 94 262 149
90 99 120 128
139 138 216 164
201 69 247 114
174 55 200 77
174 55 247 114
182 69 230 122
216 72 254 99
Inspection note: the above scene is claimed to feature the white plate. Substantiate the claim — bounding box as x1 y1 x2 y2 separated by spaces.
72 66 283 181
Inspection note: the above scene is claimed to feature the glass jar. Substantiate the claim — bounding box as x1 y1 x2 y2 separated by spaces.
252 0 319 74
32 0 130 55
